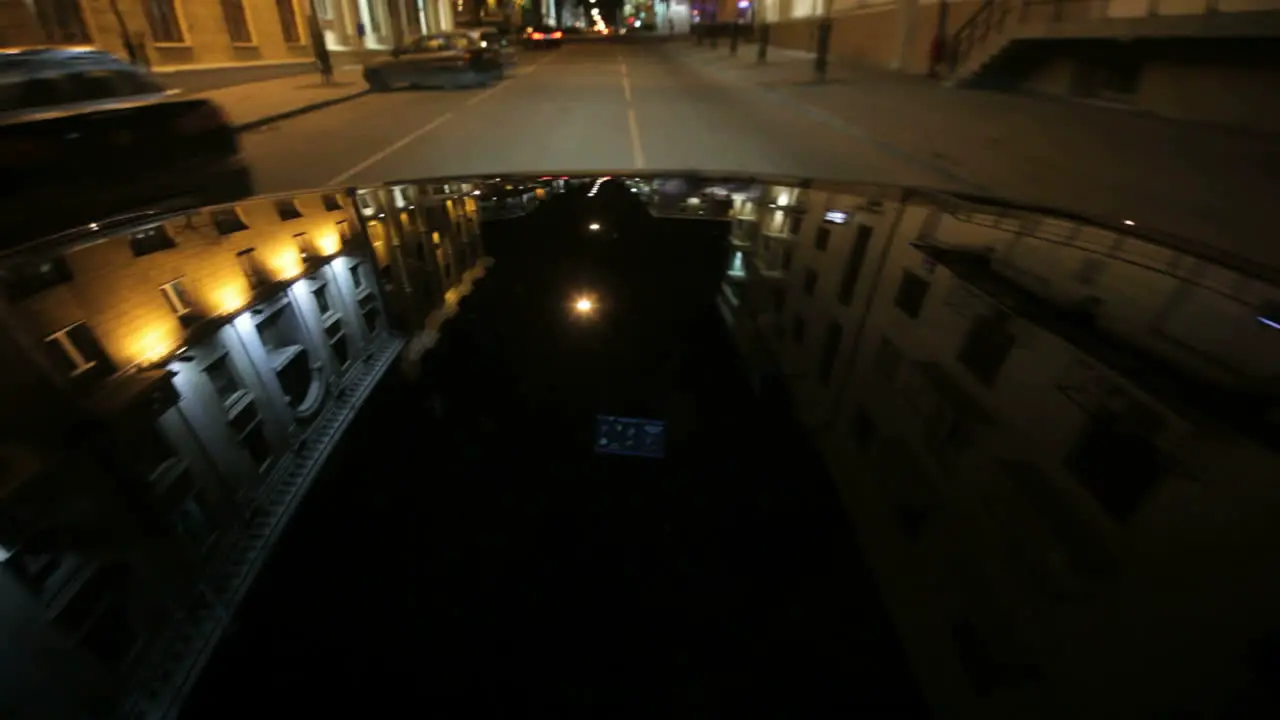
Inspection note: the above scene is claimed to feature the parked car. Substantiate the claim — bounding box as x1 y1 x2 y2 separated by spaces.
0 46 253 247
458 27 519 68
364 32 505 91
521 25 564 50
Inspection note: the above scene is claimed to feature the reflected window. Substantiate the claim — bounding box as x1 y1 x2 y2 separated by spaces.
791 314 805 346
275 199 303 221
818 320 843 384
359 293 380 334
957 313 1014 387
211 208 249 235
2 256 73 302
894 271 930 319
256 305 314 411
728 251 745 278
204 355 244 408
44 321 115 382
837 225 872 306
129 225 177 257
350 262 367 291
802 268 818 297
160 277 196 317
815 226 830 251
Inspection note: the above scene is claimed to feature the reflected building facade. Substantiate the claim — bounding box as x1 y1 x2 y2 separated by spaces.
718 181 1280 717
0 183 484 718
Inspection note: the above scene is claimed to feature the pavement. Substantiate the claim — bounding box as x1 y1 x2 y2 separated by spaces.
195 65 369 132
218 37 1280 279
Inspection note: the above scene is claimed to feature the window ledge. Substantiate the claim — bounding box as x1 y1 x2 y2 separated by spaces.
231 42 259 48
153 42 192 49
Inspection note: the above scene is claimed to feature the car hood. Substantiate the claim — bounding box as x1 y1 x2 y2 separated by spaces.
7 171 1280 714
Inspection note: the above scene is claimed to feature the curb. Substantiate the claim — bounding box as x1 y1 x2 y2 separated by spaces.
233 88 371 133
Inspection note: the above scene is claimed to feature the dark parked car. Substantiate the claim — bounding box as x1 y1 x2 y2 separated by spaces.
521 25 564 49
0 46 253 247
364 32 505 91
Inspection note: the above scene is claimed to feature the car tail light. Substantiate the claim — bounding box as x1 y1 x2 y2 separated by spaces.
551 31 563 39
531 32 545 39
176 102 228 135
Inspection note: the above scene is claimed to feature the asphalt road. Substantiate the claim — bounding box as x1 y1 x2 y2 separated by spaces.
239 39 934 193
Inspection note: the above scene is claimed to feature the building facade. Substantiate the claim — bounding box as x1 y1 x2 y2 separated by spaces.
720 180 1280 717
3 1 456 86
0 180 485 717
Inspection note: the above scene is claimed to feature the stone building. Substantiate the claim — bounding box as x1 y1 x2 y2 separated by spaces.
0 180 484 717
720 178 1280 717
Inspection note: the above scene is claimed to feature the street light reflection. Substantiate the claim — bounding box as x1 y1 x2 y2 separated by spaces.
588 222 601 231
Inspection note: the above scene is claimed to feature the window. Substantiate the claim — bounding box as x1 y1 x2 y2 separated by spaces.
34 0 91 43
874 336 903 383
2 256 73 302
257 305 314 411
818 320 843 384
837 225 872 306
1066 413 1163 524
815 226 830 251
237 248 268 290
957 313 1014 387
315 0 333 20
350 263 366 291
160 278 196 316
129 225 176 257
787 213 803 236
781 246 793 271
45 322 116 379
204 355 243 407
359 293 380 334
325 317 349 367
802 268 818 297
772 287 786 313
322 193 343 212
144 0 186 44
211 208 248 235
275 199 303 221
894 271 930 319
221 0 254 44
228 400 272 470
791 314 805 346
313 285 332 316
275 0 302 43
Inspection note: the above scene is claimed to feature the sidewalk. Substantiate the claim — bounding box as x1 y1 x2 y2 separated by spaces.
195 66 370 132
669 41 1280 280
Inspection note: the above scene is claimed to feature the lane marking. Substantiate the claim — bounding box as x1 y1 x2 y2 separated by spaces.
622 73 632 103
466 52 557 106
322 52 559 186
627 107 646 169
325 113 453 185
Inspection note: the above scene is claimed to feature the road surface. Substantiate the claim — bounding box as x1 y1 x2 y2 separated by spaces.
239 40 935 193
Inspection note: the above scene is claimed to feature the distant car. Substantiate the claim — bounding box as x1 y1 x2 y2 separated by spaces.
522 25 563 49
364 32 504 91
0 46 253 246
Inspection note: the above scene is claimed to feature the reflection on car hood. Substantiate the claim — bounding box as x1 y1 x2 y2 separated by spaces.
7 172 1280 716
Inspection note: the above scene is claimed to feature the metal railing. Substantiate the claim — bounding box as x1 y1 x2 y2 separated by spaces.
951 0 1280 74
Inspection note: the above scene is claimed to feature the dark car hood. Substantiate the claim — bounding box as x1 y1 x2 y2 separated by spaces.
9 171 1280 716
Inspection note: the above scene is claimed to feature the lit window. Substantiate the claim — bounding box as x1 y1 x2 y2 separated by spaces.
160 277 195 316
237 248 267 289
44 321 116 378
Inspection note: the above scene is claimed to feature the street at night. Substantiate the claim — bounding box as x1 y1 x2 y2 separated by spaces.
6 4 1280 719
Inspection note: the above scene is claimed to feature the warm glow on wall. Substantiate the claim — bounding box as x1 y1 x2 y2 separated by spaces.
130 325 182 366
271 248 304 280
313 231 342 256
214 283 250 315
